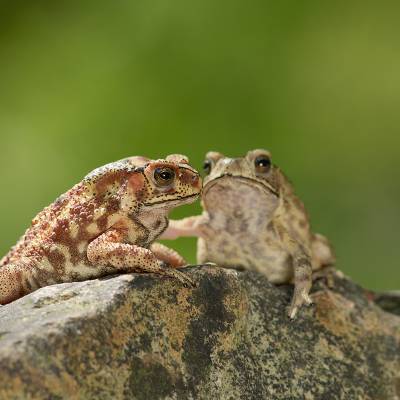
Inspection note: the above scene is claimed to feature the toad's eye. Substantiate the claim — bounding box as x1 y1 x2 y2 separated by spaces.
154 167 175 186
203 159 212 175
254 156 271 173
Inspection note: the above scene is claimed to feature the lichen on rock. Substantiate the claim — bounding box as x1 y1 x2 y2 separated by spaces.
0 266 398 400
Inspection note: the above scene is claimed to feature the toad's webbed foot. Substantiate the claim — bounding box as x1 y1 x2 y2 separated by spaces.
158 262 196 287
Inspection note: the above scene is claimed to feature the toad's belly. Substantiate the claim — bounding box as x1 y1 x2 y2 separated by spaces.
197 237 293 284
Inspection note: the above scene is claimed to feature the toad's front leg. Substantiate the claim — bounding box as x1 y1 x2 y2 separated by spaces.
289 250 313 319
276 222 313 319
87 228 194 287
160 215 207 240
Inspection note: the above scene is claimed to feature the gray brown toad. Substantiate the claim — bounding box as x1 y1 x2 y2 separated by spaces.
162 149 335 318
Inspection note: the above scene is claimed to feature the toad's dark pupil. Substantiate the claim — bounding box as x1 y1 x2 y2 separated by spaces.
254 157 271 172
154 168 175 185
255 157 270 167
160 171 171 180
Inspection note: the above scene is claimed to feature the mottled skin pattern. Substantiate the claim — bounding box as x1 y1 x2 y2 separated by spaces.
162 149 335 318
0 154 201 304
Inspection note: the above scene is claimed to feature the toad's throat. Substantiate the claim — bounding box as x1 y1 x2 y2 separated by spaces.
203 174 279 198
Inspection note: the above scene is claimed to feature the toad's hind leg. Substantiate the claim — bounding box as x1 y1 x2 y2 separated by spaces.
0 264 37 305
276 222 313 319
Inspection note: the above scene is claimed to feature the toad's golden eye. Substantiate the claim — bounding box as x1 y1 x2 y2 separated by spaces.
203 159 212 175
154 167 175 186
254 156 271 173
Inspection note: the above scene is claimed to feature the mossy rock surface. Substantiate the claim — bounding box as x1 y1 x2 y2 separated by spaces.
0 266 398 400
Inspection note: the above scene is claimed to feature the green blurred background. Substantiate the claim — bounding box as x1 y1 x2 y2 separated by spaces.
0 1 399 290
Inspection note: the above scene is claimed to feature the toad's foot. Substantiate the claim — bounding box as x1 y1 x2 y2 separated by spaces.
167 262 217 287
159 262 196 287
288 290 313 319
184 262 218 268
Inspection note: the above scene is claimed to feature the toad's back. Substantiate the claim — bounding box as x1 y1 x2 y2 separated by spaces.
0 181 104 278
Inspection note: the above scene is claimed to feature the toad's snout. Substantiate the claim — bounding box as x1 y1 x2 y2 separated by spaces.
191 173 202 189
179 169 202 190
218 157 245 175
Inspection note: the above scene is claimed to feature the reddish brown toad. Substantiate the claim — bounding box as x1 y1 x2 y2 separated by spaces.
0 154 201 304
162 149 335 318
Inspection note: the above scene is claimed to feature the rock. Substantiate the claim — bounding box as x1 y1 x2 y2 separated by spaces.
0 266 398 400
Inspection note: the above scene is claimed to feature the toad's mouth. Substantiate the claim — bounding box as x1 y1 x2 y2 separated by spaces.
142 192 200 209
202 174 279 198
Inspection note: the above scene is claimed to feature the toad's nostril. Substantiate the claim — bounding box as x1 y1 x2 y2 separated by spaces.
191 174 202 188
